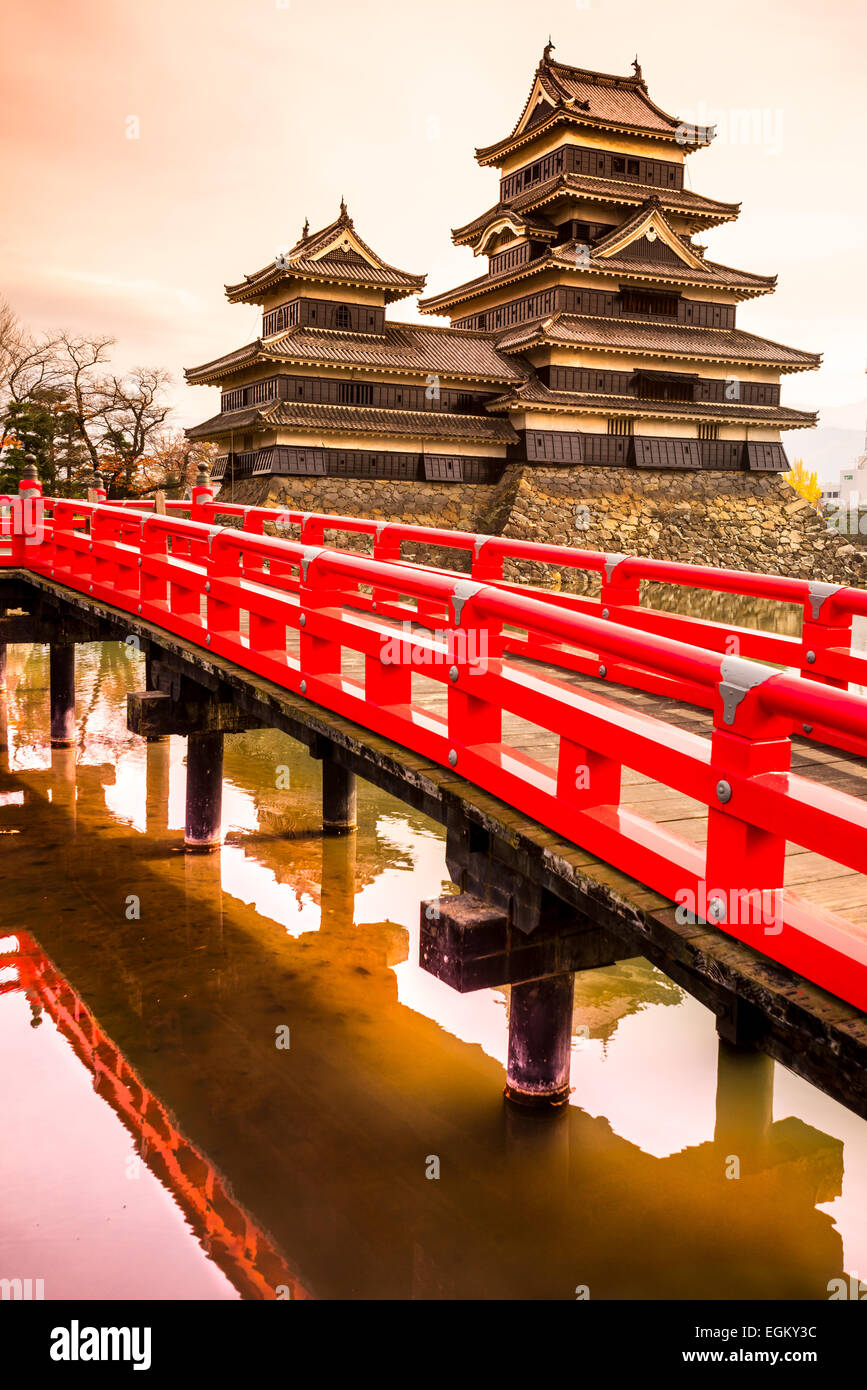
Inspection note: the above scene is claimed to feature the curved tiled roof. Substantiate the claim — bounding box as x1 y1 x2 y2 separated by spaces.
225 207 426 305
185 321 525 386
452 175 738 248
475 53 709 164
188 399 518 445
485 377 817 427
418 242 774 315
495 313 821 373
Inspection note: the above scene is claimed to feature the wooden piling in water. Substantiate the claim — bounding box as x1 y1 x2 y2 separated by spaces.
184 731 224 852
322 756 357 836
505 972 575 1109
49 643 76 747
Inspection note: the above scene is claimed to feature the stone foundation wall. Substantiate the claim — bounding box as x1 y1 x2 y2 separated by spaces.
216 467 864 589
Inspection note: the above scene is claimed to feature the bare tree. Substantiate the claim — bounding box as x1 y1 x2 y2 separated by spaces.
54 332 115 474
93 366 173 495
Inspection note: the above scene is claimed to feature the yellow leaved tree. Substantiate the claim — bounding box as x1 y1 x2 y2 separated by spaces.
786 457 821 506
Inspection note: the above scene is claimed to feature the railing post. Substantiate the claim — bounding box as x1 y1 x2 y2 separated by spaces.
469 537 503 585
90 504 122 594
10 456 43 570
556 737 621 810
140 516 169 615
446 583 501 753
206 532 242 644
800 585 851 689
190 462 214 524
371 523 402 617
298 549 341 689
597 554 640 682
704 657 791 935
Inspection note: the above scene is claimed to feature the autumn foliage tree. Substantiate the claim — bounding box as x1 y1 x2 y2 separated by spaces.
786 457 822 506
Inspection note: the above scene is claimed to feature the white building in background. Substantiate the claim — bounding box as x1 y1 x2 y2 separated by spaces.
822 429 867 509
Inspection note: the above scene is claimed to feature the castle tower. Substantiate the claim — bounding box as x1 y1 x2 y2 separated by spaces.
186 203 523 489
418 45 818 472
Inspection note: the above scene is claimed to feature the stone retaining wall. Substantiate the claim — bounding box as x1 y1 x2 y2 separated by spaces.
216 467 864 589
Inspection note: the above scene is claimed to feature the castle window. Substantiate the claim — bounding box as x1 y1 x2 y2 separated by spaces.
612 157 626 174
338 381 373 405
335 304 352 330
607 417 633 436
627 159 640 176
621 288 679 318
698 423 719 440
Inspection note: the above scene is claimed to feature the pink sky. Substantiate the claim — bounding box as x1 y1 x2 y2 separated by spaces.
2 0 865 433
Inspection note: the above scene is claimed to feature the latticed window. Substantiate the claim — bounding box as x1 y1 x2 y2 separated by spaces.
698 422 719 440
607 417 634 436
335 304 352 330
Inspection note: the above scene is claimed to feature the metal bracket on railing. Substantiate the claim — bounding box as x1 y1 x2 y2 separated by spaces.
375 522 389 543
473 537 487 560
300 545 325 582
206 526 225 555
603 552 628 584
717 655 778 726
807 580 843 621
451 578 485 625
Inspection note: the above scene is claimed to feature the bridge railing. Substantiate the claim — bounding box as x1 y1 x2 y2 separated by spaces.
101 492 867 756
7 492 867 1009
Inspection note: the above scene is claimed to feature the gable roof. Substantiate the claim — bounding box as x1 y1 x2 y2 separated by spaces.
419 209 775 314
476 48 711 165
225 203 426 305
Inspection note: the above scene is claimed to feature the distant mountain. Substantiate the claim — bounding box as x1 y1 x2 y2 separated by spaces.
784 399 866 484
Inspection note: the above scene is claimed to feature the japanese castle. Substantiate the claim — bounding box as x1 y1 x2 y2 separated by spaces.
187 45 818 489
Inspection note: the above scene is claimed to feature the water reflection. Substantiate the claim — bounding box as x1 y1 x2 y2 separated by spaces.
0 637 864 1298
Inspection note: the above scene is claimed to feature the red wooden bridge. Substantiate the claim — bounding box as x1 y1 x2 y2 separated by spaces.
3 467 867 1109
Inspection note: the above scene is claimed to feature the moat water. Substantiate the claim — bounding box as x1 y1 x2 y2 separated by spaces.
1 605 866 1299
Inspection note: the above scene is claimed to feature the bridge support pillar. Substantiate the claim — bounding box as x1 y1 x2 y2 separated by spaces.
322 755 356 836
185 731 223 852
49 643 76 747
505 972 575 1109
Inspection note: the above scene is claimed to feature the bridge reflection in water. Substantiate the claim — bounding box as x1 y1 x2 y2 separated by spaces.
0 639 863 1299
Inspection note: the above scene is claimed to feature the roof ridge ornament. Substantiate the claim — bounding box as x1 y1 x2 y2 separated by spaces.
543 37 555 63
632 55 645 85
